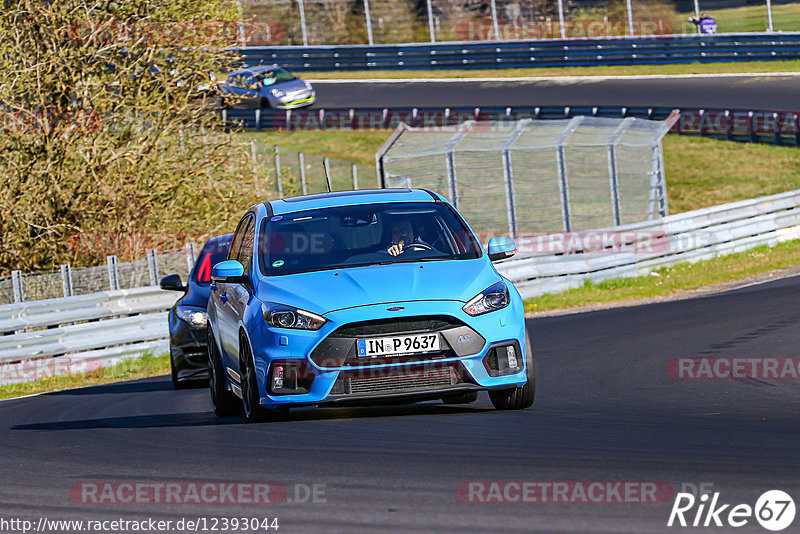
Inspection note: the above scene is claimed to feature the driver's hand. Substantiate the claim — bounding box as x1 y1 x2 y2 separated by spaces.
387 241 404 256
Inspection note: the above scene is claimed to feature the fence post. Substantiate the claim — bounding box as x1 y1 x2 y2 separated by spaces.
557 0 566 39
363 0 374 45
607 118 633 227
107 256 119 291
185 243 197 274
11 270 24 303
295 152 308 195
323 157 332 192
352 163 359 190
489 0 500 40
626 0 634 36
426 0 436 43
250 140 257 174
501 150 517 238
766 0 774 32
60 264 74 298
297 0 309 46
146 249 160 286
274 145 284 198
693 0 701 33
555 117 583 232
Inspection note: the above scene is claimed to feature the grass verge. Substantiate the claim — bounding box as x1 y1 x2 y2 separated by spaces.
302 60 800 80
524 238 800 313
0 352 171 400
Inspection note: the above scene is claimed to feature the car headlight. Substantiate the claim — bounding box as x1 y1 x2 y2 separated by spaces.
262 302 326 331
176 307 208 328
303 80 312 90
271 89 285 98
462 281 510 316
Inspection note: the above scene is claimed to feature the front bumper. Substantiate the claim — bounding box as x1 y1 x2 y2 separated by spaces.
272 91 316 109
169 310 210 382
247 298 528 408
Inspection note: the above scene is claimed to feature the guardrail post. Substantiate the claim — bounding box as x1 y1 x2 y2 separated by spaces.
363 0 374 45
250 140 257 174
773 112 781 146
254 108 261 131
298 151 308 195
106 256 119 291
274 145 284 198
146 249 160 286
297 0 309 46
11 270 24 303
425 0 435 43
60 264 73 298
185 243 197 273
352 163 359 190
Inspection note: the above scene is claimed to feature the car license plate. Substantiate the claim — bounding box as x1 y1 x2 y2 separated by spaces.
357 334 439 357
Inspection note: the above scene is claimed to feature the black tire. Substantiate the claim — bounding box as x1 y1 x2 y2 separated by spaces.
260 97 271 109
240 339 287 423
208 331 240 417
442 391 479 405
489 333 536 410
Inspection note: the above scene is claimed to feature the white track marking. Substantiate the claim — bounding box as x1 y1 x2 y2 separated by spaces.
309 72 800 84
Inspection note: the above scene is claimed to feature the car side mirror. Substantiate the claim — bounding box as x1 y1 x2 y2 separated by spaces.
212 260 247 283
487 236 517 262
159 273 186 292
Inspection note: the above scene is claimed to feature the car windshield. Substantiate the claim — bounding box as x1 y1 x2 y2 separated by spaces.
258 68 295 86
258 202 482 276
193 240 232 285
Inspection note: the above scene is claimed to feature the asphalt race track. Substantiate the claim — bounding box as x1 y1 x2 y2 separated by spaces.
311 74 800 111
2 275 799 533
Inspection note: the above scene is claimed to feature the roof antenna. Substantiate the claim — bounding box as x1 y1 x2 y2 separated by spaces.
323 157 332 193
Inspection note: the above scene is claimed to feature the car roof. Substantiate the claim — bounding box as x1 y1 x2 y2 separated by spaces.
264 189 441 216
230 65 282 76
203 232 234 248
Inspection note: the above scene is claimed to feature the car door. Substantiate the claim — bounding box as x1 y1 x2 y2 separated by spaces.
226 216 257 371
213 214 252 367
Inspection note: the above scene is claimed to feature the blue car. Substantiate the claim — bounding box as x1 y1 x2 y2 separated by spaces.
207 189 534 421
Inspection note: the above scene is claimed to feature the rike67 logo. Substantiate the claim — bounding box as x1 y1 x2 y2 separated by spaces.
668 490 796 531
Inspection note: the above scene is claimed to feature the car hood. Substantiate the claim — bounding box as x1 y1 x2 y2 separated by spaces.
254 258 499 315
261 78 309 95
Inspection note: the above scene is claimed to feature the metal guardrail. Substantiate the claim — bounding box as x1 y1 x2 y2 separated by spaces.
0 287 179 385
224 106 800 147
496 188 800 298
240 33 800 71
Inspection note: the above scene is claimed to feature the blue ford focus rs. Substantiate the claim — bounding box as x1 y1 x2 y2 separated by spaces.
207 189 534 422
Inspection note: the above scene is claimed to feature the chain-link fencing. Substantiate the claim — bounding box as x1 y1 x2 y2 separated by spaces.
377 116 674 238
238 0 800 46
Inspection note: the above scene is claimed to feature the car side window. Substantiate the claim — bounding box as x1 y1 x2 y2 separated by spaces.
227 214 252 262
237 217 256 275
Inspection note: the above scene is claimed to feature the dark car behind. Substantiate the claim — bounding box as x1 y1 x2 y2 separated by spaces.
160 234 233 388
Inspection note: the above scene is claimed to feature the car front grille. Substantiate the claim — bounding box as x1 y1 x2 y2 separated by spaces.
310 315 483 368
330 364 462 396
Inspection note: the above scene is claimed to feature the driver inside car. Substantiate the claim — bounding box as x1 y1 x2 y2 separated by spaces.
386 219 430 256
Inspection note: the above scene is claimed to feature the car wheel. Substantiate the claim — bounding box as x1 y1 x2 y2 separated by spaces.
208 331 240 417
442 391 478 404
489 333 536 411
260 97 271 109
239 339 287 423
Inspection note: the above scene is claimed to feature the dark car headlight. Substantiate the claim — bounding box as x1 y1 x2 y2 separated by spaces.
462 281 510 316
176 306 208 328
261 302 326 331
